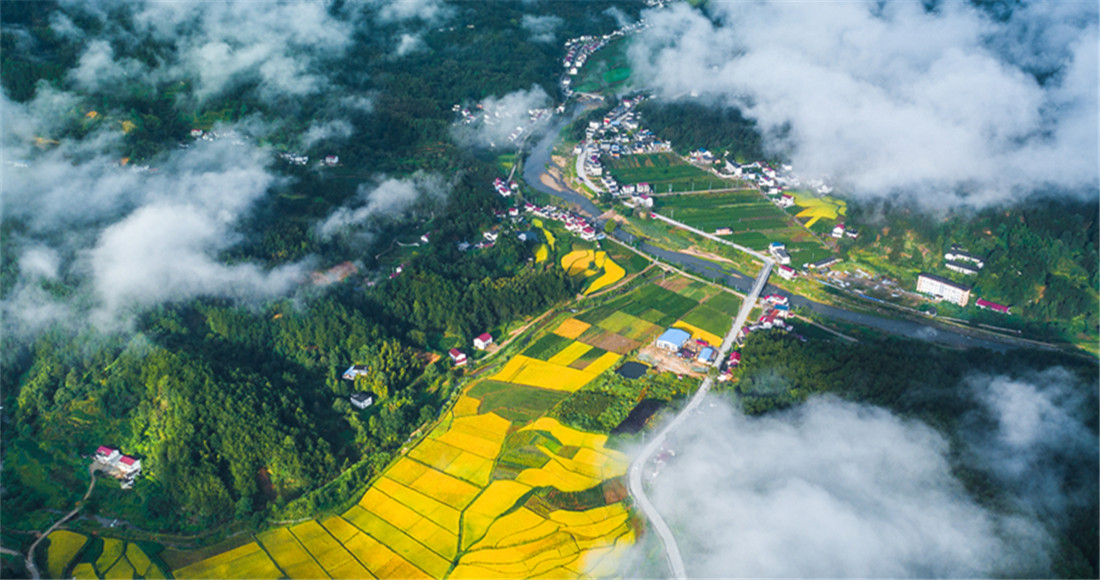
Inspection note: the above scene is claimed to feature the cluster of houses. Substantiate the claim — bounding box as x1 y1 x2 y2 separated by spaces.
93 446 142 489
452 103 550 147
522 201 603 242
578 97 673 195
736 294 794 345
560 20 649 96
655 328 718 366
831 223 860 239
943 244 985 276
492 178 520 197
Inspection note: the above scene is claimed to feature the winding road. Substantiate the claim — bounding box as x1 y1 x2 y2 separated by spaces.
626 260 774 578
23 465 99 579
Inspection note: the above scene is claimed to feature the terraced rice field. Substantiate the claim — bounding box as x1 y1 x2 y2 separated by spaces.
170 312 634 580
790 190 847 228
162 275 745 580
604 153 717 194
44 531 168 580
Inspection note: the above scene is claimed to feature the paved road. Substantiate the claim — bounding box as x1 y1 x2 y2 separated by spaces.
626 260 774 578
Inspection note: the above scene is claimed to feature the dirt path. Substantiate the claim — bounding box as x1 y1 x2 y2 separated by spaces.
24 465 99 579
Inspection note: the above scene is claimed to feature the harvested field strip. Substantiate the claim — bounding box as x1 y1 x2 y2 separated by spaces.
343 503 451 578
490 355 597 392
579 329 641 355
672 320 723 346
553 318 590 339
320 516 360 544
546 341 592 366
582 352 622 377
373 476 462 532
173 542 281 580
46 530 88 578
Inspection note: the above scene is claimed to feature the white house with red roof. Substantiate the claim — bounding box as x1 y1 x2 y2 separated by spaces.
118 455 142 476
474 333 494 350
448 348 468 366
776 264 797 280
976 298 1010 314
831 223 846 238
96 446 121 463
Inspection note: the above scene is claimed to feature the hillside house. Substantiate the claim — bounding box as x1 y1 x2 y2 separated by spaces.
343 365 369 380
96 446 121 463
118 456 142 476
474 333 494 350
448 348 468 366
808 257 841 270
350 392 374 410
777 194 795 208
831 223 846 238
945 246 984 269
324 155 339 166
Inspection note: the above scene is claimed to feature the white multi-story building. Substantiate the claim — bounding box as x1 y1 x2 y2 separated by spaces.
916 273 971 306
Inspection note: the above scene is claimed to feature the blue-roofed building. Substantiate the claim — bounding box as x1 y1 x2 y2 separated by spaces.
697 347 716 364
656 328 691 351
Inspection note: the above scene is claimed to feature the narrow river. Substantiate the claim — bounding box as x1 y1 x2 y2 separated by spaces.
521 116 1020 352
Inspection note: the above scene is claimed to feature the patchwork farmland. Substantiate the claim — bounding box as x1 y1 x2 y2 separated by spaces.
604 153 717 194
653 191 836 267
149 272 734 580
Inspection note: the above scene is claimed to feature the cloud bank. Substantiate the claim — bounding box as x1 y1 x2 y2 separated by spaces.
521 14 564 44
2 92 311 335
319 172 450 239
451 86 551 149
632 369 1096 578
629 1 1099 206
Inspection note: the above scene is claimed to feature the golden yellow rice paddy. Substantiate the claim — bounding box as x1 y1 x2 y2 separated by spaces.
173 542 281 580
372 477 461 532
490 355 597 392
552 318 591 339
546 341 593 366
585 256 626 295
582 352 622 377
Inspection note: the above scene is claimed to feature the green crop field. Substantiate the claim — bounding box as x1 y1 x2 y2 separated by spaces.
704 292 742 317
604 153 721 193
521 333 574 360
573 37 632 94
680 305 733 336
468 381 568 423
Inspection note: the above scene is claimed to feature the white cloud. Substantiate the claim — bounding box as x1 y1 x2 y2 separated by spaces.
299 119 354 150
628 1 1099 206
319 172 449 238
394 32 425 57
450 86 551 149
373 0 453 25
631 395 1056 578
521 14 563 44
